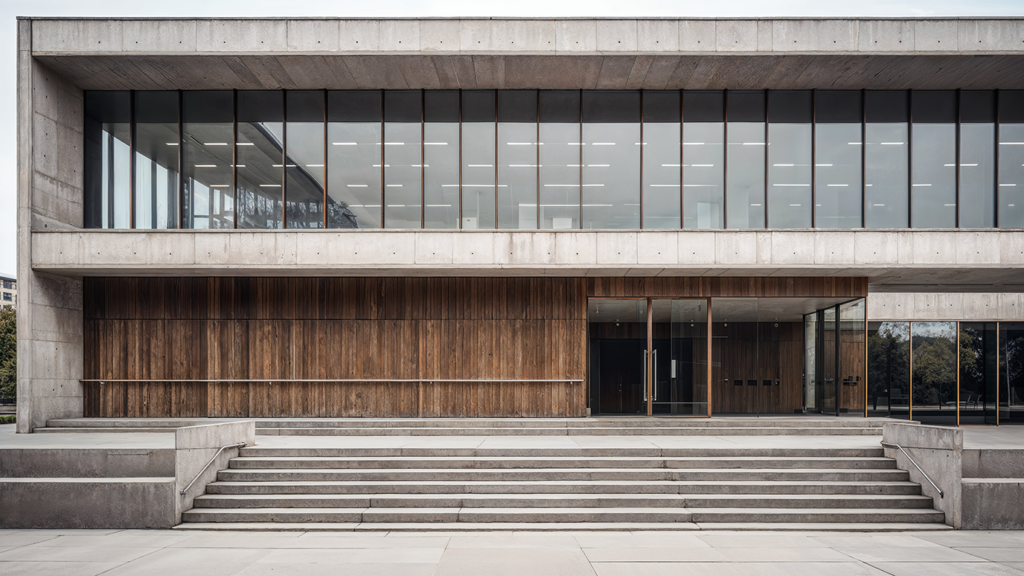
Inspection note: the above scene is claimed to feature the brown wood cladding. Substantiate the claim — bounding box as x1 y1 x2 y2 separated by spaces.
588 277 868 299
83 278 587 418
711 322 805 414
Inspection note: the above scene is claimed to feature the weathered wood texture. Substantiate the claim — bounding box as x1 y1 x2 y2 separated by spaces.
83 277 587 418
711 322 805 415
588 277 869 299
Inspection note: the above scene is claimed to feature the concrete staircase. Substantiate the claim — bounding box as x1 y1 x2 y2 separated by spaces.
180 444 949 531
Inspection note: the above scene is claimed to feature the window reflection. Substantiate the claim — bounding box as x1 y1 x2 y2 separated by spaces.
237 91 284 229
960 91 996 228
133 91 179 230
865 91 909 228
462 91 496 229
84 91 131 229
285 91 325 229
583 91 640 230
539 91 580 230
384 90 422 229
643 91 681 229
999 322 1024 424
327 91 380 228
424 91 459 229
911 91 957 229
911 322 958 425
960 322 998 425
999 91 1024 229
182 91 234 229
815 90 863 229
868 322 910 418
683 123 723 229
498 90 538 230
767 91 812 228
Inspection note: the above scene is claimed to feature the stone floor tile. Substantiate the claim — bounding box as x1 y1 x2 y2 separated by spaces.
1000 563 1024 572
836 546 987 563
868 562 1024 576
575 532 712 548
0 561 124 576
0 546 157 563
698 534 832 549
31 531 192 548
170 531 304 548
99 547 272 576
717 547 853 562
448 533 581 548
259 548 445 564
584 547 728 562
810 534 943 548
0 532 61 548
913 531 1024 548
740 562 890 576
592 562 751 576
236 563 438 576
434 547 598 576
290 535 449 548
957 549 1024 562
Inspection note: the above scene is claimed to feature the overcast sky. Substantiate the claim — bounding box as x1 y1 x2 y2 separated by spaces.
3 0 1024 279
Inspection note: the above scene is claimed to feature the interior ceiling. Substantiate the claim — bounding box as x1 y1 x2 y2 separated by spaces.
36 53 1024 91
587 296 856 323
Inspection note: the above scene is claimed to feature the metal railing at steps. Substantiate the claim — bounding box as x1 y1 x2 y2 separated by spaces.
880 441 944 498
180 441 247 496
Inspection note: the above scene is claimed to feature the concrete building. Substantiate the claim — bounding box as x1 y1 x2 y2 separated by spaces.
0 275 15 309
15 16 1024 434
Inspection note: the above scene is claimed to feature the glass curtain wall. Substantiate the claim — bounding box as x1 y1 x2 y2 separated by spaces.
999 91 1024 228
539 91 581 230
582 91 641 229
682 91 724 229
767 91 813 228
236 91 284 229
182 91 234 229
384 90 422 228
84 91 131 229
327 90 381 228
650 299 708 415
960 322 998 425
840 300 867 413
911 322 958 425
133 91 178 230
865 91 909 228
867 322 910 418
498 90 539 229
285 90 325 228
642 91 681 229
960 91 996 228
726 91 766 229
1000 322 1024 424
423 91 460 229
588 299 648 415
815 91 863 228
462 90 496 229
911 91 957 228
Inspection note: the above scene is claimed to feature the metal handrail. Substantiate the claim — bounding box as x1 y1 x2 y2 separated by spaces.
180 441 247 496
880 441 944 498
81 378 584 383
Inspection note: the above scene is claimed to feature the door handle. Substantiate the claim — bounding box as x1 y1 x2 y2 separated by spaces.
653 349 658 402
643 350 648 402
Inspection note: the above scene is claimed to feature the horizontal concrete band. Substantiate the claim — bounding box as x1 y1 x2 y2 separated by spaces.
28 18 1024 55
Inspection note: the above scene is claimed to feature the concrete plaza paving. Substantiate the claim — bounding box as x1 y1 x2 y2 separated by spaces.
1 529 1023 575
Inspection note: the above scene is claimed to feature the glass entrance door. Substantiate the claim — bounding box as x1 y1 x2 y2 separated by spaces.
820 306 839 415
588 299 648 415
651 299 709 416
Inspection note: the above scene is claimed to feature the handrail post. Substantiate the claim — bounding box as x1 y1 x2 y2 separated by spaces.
179 441 247 496
881 440 944 498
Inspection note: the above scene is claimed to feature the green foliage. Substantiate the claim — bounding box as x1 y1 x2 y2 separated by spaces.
0 305 15 399
0 415 14 424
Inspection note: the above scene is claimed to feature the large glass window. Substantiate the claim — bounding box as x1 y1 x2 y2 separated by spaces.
327 90 381 229
498 90 538 229
384 90 422 228
1000 322 1024 424
867 322 910 418
911 321 958 425
236 91 284 229
423 91 460 229
999 91 1024 228
642 91 681 229
726 91 766 229
815 91 862 228
911 91 957 228
182 91 234 229
583 91 641 229
462 91 496 229
865 91 909 228
960 322 998 425
285 91 325 229
84 91 131 229
960 91 996 228
539 91 581 230
682 91 723 229
767 91 812 228
133 91 179 230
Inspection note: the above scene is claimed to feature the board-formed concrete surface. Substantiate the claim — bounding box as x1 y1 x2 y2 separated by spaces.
1 528 1023 576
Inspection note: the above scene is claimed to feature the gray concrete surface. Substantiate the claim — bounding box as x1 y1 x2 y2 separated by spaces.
1 529 1023 576
882 423 962 529
174 421 256 523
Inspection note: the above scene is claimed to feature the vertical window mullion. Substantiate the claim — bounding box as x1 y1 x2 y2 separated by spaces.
956 89 961 228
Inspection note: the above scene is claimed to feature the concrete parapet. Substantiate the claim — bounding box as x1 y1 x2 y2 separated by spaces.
174 420 255 523
0 447 173 478
0 477 175 529
882 422 962 528
962 479 1024 530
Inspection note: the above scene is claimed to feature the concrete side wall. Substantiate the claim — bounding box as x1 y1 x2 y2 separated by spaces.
0 478 176 529
28 18 1024 56
17 20 86 433
174 421 255 523
882 422 962 528
870 293 1024 322
963 449 1024 479
0 448 175 478
962 480 1024 530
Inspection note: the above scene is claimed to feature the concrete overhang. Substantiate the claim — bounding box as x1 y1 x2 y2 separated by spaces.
29 229 1024 292
23 17 1024 90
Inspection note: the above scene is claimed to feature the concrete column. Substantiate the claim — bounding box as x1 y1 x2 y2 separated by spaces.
16 20 85 432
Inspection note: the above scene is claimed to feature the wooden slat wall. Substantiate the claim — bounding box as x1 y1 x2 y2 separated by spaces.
83 278 588 418
711 322 805 414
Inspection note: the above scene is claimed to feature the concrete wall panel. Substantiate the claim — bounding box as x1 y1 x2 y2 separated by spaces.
123 20 197 53
679 20 715 52
287 19 340 52
637 20 679 52
716 20 758 52
196 20 288 53
32 20 123 53
858 20 914 52
914 20 959 52
339 20 381 51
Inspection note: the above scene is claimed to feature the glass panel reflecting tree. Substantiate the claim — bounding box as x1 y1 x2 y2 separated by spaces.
539 91 581 230
423 91 459 229
999 91 1024 228
497 90 538 229
960 91 996 228
237 91 284 229
327 90 381 229
462 91 496 229
960 322 998 425
84 91 131 229
815 91 862 228
911 321 958 425
865 91 909 228
1000 322 1024 424
285 91 325 229
583 91 640 229
726 90 766 229
911 91 957 228
683 91 723 229
868 321 910 418
133 91 178 229
384 90 422 228
767 91 812 228
182 91 234 229
642 91 680 229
